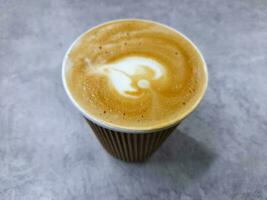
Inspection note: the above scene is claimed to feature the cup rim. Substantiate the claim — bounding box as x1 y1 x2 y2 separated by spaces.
62 18 208 134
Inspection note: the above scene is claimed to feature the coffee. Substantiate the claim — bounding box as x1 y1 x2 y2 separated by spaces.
65 19 207 130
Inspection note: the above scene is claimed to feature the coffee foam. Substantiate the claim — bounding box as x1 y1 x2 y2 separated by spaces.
95 56 165 98
66 20 207 130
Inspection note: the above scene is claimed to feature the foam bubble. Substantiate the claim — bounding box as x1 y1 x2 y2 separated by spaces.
138 80 150 88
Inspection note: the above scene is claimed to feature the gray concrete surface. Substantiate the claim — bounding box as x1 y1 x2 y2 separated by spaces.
1 0 267 199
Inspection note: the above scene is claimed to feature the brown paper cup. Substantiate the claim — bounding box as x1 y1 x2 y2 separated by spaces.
87 119 178 162
62 19 208 162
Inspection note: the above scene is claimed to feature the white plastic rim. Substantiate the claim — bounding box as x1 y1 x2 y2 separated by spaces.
62 18 209 134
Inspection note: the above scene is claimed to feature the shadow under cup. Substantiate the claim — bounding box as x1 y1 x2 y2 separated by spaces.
62 19 208 162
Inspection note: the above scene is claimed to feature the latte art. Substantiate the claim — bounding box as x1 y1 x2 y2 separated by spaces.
96 56 165 98
65 20 207 130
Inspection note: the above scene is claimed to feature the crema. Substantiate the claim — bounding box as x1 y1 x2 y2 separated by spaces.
65 19 207 130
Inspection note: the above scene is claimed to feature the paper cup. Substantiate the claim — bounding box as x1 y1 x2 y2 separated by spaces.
62 19 208 162
86 120 178 162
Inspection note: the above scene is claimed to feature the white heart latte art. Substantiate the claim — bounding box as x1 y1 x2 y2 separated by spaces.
96 56 165 98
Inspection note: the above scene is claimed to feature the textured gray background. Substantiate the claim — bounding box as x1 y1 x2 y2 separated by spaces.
1 0 267 199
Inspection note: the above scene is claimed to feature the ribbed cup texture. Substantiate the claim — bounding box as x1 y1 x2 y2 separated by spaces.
87 120 177 162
